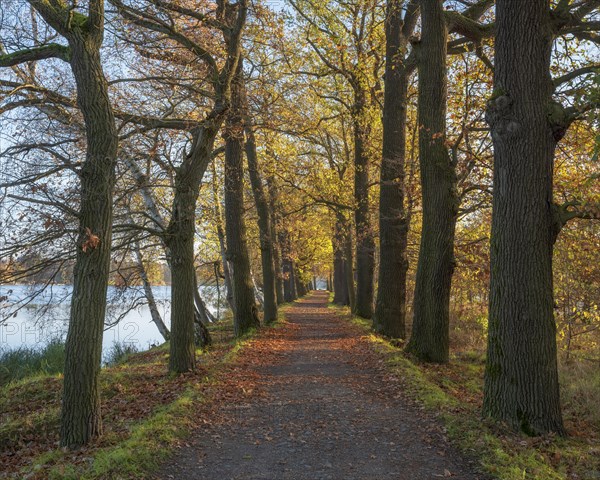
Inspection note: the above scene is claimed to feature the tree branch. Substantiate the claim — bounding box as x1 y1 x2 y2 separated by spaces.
554 64 600 88
0 43 70 67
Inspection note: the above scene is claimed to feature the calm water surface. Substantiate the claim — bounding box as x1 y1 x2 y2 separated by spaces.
0 284 222 357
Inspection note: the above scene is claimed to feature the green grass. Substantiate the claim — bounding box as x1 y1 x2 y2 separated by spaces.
78 384 205 479
1 310 289 480
104 342 141 367
0 338 148 386
0 338 65 386
74 308 293 480
332 303 599 480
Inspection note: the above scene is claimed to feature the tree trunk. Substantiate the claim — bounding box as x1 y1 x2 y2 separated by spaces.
333 213 350 305
225 64 260 336
244 110 278 324
282 257 295 302
344 229 356 311
266 175 285 304
167 120 221 372
280 229 296 302
125 154 216 343
194 281 216 324
193 274 213 347
332 246 347 304
60 34 118 449
166 192 198 372
407 0 458 363
133 242 170 341
251 271 265 307
271 230 285 304
353 90 375 319
296 266 307 297
211 162 235 312
194 282 213 347
373 0 411 339
483 0 565 435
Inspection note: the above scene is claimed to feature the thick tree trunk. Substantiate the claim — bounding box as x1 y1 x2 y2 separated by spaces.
344 230 356 311
332 247 347 304
407 0 458 363
266 175 285 304
219 239 235 311
244 115 278 324
279 229 297 302
296 266 307 297
211 162 235 312
353 92 375 319
166 190 198 372
125 155 216 341
60 36 118 449
333 213 350 305
483 0 565 435
290 261 298 299
225 65 260 336
271 230 285 304
373 0 411 339
282 257 295 302
167 121 221 372
133 242 170 341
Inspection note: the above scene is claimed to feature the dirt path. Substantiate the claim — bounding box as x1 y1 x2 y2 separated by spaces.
157 292 487 480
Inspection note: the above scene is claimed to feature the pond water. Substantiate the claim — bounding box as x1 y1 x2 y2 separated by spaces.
0 284 223 358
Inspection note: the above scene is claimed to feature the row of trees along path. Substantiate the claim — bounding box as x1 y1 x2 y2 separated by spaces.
0 0 598 455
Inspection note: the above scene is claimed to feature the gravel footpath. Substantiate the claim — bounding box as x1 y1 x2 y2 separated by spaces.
156 291 488 480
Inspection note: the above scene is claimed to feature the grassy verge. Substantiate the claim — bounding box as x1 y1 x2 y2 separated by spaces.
0 338 66 386
331 304 600 480
1 305 291 480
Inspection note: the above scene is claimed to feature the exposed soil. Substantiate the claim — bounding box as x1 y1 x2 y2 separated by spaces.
156 291 488 480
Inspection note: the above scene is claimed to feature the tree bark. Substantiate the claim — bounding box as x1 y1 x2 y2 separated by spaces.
133 242 170 341
373 0 412 339
266 174 285 304
333 212 350 305
244 107 278 324
218 236 235 312
279 228 297 302
271 229 285 305
344 229 356 312
124 156 216 342
282 257 296 302
332 245 347 304
166 185 199 372
406 0 458 363
211 162 235 312
483 0 565 435
224 64 260 336
353 89 375 319
296 266 307 297
290 260 298 299
59 17 118 449
166 118 222 372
